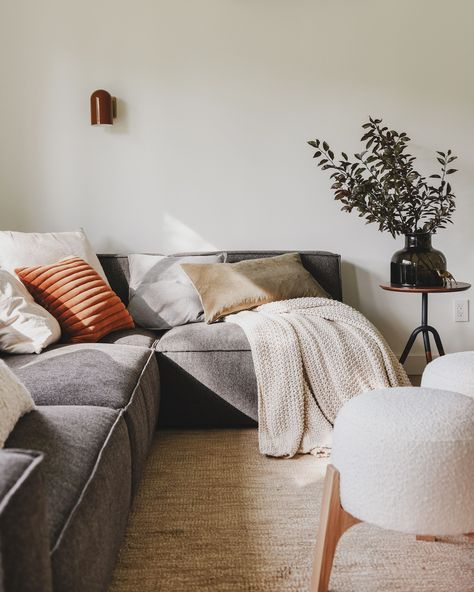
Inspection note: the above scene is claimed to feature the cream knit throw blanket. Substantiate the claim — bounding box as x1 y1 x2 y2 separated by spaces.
225 297 410 457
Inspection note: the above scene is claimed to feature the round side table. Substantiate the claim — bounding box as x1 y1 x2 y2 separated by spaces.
380 282 471 364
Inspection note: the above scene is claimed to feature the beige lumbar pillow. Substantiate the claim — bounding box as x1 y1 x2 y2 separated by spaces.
181 252 329 323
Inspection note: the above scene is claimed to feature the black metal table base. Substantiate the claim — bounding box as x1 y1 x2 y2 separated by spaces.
399 292 445 365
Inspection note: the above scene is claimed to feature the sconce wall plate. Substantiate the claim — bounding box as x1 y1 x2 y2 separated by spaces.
90 89 117 125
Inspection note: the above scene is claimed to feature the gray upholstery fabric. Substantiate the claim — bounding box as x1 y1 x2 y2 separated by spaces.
123 352 160 490
6 406 131 592
157 350 257 427
99 251 342 305
4 343 151 408
5 344 160 493
0 450 52 592
97 254 135 305
157 323 257 427
99 328 159 348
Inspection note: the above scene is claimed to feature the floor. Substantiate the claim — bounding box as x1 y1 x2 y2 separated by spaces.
109 426 473 592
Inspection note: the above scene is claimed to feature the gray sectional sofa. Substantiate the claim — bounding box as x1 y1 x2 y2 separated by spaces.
0 250 341 592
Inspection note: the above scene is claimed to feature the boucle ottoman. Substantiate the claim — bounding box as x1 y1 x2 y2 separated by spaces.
421 351 474 398
310 387 474 592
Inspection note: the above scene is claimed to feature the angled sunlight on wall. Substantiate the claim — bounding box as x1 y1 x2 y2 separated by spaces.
163 213 218 254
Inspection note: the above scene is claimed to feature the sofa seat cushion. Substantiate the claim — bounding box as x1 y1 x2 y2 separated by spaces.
6 405 132 592
99 327 160 348
4 342 153 408
4 343 160 493
157 322 257 427
157 322 250 352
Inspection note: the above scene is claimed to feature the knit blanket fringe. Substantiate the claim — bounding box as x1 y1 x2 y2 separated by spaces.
225 297 410 457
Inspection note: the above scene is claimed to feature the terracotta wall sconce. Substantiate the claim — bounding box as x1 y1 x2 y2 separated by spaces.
90 90 117 125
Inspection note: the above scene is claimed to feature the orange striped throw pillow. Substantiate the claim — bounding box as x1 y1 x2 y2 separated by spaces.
15 257 134 343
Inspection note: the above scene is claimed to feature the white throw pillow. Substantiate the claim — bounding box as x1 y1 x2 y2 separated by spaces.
128 253 226 329
0 228 108 283
0 270 61 354
0 360 35 447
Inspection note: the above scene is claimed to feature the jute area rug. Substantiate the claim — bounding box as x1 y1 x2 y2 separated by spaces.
109 429 474 592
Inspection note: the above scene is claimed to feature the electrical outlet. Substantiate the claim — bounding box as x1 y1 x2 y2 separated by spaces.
454 299 469 322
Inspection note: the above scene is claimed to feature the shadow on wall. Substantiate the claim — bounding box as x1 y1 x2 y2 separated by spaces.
343 261 390 320
105 98 130 135
340 261 361 311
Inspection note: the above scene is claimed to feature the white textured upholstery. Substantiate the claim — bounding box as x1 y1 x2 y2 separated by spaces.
332 387 474 535
421 352 474 398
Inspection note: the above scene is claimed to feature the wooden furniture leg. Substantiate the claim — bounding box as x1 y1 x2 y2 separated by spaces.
310 465 360 592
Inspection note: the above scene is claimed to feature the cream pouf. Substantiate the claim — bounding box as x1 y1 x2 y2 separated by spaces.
421 351 474 398
311 386 474 592
332 387 474 535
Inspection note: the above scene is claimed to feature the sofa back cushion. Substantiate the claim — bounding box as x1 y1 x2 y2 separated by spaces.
98 251 343 306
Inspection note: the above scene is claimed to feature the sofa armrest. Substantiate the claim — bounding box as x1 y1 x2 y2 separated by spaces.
0 449 52 592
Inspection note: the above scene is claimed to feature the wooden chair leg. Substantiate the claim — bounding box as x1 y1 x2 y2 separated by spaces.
310 465 360 592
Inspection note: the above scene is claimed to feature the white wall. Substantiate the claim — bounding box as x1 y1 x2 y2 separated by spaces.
1 0 473 367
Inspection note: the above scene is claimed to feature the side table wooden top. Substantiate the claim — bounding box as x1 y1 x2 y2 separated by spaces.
380 282 471 294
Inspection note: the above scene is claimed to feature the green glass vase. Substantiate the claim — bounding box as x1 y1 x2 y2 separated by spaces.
390 233 446 287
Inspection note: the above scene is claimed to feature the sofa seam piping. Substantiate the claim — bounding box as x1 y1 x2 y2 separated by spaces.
123 347 158 416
